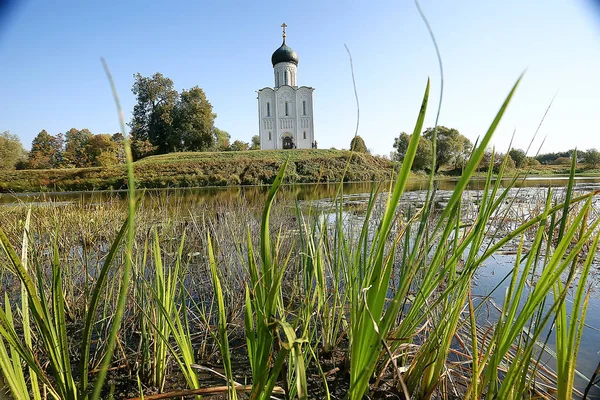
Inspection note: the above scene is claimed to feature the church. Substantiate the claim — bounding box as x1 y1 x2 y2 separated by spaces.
257 24 315 150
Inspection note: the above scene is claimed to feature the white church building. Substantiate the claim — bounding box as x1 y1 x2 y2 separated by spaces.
257 24 315 150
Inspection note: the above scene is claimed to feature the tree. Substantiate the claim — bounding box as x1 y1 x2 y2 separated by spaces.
412 137 433 171
454 134 473 169
212 128 231 151
111 133 126 163
0 131 27 170
28 130 63 169
63 128 93 168
230 140 249 152
350 135 368 153
392 132 410 162
131 139 157 160
250 135 260 150
508 148 527 168
129 73 216 156
391 132 433 171
129 72 178 155
584 148 600 168
423 126 472 172
89 134 121 167
174 86 216 151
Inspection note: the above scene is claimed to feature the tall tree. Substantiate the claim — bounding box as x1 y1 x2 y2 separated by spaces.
129 72 178 154
0 131 27 170
350 135 368 153
63 128 93 167
174 86 216 151
423 126 472 172
250 135 260 150
28 130 62 169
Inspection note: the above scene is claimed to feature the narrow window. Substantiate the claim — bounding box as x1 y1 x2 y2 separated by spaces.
268 132 272 141
285 102 289 116
267 102 270 117
303 100 306 115
284 71 288 85
303 131 306 139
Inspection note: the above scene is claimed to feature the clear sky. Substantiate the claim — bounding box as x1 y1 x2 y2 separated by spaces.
1 0 600 156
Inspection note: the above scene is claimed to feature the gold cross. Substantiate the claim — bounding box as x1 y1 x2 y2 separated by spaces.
281 22 287 39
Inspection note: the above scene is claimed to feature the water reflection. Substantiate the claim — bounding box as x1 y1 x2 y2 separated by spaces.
2 176 600 207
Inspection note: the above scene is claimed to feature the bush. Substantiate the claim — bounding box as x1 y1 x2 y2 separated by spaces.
552 157 572 165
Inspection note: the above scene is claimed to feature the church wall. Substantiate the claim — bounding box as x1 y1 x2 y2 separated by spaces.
258 88 277 150
259 86 314 150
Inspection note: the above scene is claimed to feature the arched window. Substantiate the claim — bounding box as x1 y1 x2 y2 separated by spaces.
285 102 289 116
284 71 288 85
303 131 306 139
268 132 272 141
303 100 306 116
267 102 270 117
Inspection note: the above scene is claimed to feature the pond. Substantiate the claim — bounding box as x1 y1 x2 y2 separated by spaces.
2 175 600 206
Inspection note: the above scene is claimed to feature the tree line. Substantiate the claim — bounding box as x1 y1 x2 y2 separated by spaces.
127 72 257 159
391 126 600 171
0 72 262 170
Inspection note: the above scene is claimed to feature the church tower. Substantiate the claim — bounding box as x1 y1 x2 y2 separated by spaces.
258 24 315 150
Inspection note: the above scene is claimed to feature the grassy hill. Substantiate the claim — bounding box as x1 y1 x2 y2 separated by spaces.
0 149 395 193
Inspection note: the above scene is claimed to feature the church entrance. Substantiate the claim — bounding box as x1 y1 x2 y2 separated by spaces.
282 133 295 149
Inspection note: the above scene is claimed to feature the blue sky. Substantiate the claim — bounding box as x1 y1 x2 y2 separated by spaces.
1 0 600 156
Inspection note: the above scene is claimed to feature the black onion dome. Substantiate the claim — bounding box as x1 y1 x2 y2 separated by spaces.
271 40 299 66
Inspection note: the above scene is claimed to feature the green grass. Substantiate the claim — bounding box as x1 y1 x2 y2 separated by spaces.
0 149 394 193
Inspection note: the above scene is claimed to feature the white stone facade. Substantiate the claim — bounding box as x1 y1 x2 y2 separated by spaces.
257 84 314 150
257 29 315 150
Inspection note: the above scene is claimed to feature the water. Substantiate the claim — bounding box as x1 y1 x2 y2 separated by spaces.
2 175 600 206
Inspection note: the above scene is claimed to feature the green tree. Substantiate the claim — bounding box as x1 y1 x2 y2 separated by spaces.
392 132 433 171
212 127 231 151
129 72 178 154
583 148 600 168
131 139 157 160
130 73 216 155
28 130 63 169
174 86 216 151
0 131 27 170
111 133 126 163
413 137 433 171
508 148 527 168
350 135 368 153
423 126 472 172
250 135 260 150
392 132 410 162
63 128 93 167
89 134 120 167
230 140 249 152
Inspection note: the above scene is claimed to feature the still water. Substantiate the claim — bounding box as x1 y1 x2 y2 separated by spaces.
2 175 600 206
